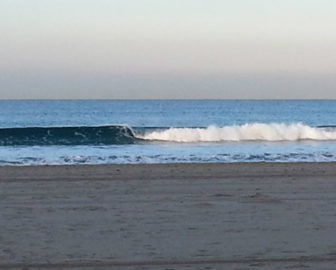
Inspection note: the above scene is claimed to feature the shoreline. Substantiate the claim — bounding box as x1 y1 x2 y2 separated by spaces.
1 161 336 182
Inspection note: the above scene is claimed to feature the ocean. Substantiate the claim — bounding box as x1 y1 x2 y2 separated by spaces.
0 100 336 165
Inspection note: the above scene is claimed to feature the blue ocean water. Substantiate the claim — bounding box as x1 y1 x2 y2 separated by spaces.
0 100 336 165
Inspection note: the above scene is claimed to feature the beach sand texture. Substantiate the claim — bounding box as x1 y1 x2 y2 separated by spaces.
1 163 336 269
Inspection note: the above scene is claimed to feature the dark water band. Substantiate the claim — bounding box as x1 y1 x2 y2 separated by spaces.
0 125 138 146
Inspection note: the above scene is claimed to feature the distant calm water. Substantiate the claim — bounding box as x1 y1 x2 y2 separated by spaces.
1 100 336 165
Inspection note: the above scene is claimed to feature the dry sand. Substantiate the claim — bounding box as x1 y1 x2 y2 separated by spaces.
0 162 336 269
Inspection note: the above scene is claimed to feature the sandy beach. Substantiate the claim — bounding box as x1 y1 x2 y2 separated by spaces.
1 162 336 269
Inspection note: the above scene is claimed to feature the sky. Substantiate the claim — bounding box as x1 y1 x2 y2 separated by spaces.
0 0 335 99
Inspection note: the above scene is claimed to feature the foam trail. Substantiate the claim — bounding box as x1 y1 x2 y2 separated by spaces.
140 123 336 142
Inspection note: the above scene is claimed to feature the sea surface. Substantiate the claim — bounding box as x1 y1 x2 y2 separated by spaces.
1 100 336 165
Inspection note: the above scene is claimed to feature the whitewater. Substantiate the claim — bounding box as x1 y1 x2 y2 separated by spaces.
140 123 336 142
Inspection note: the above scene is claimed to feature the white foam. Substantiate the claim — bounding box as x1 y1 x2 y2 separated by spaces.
140 123 336 142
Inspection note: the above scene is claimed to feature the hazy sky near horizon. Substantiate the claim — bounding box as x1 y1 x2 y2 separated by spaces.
1 0 336 99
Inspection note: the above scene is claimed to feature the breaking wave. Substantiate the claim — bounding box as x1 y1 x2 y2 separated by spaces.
1 123 336 146
141 123 336 142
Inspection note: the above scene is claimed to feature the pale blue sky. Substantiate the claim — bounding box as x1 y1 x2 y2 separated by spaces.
0 0 335 98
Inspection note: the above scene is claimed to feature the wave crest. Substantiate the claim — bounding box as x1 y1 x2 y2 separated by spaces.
140 123 336 142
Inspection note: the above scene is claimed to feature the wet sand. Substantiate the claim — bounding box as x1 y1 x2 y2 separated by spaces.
1 162 336 269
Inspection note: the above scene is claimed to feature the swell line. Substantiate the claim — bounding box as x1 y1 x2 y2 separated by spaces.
0 125 136 146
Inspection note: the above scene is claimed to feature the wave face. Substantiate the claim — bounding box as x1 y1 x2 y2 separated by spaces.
1 123 336 146
141 123 336 142
0 125 136 146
